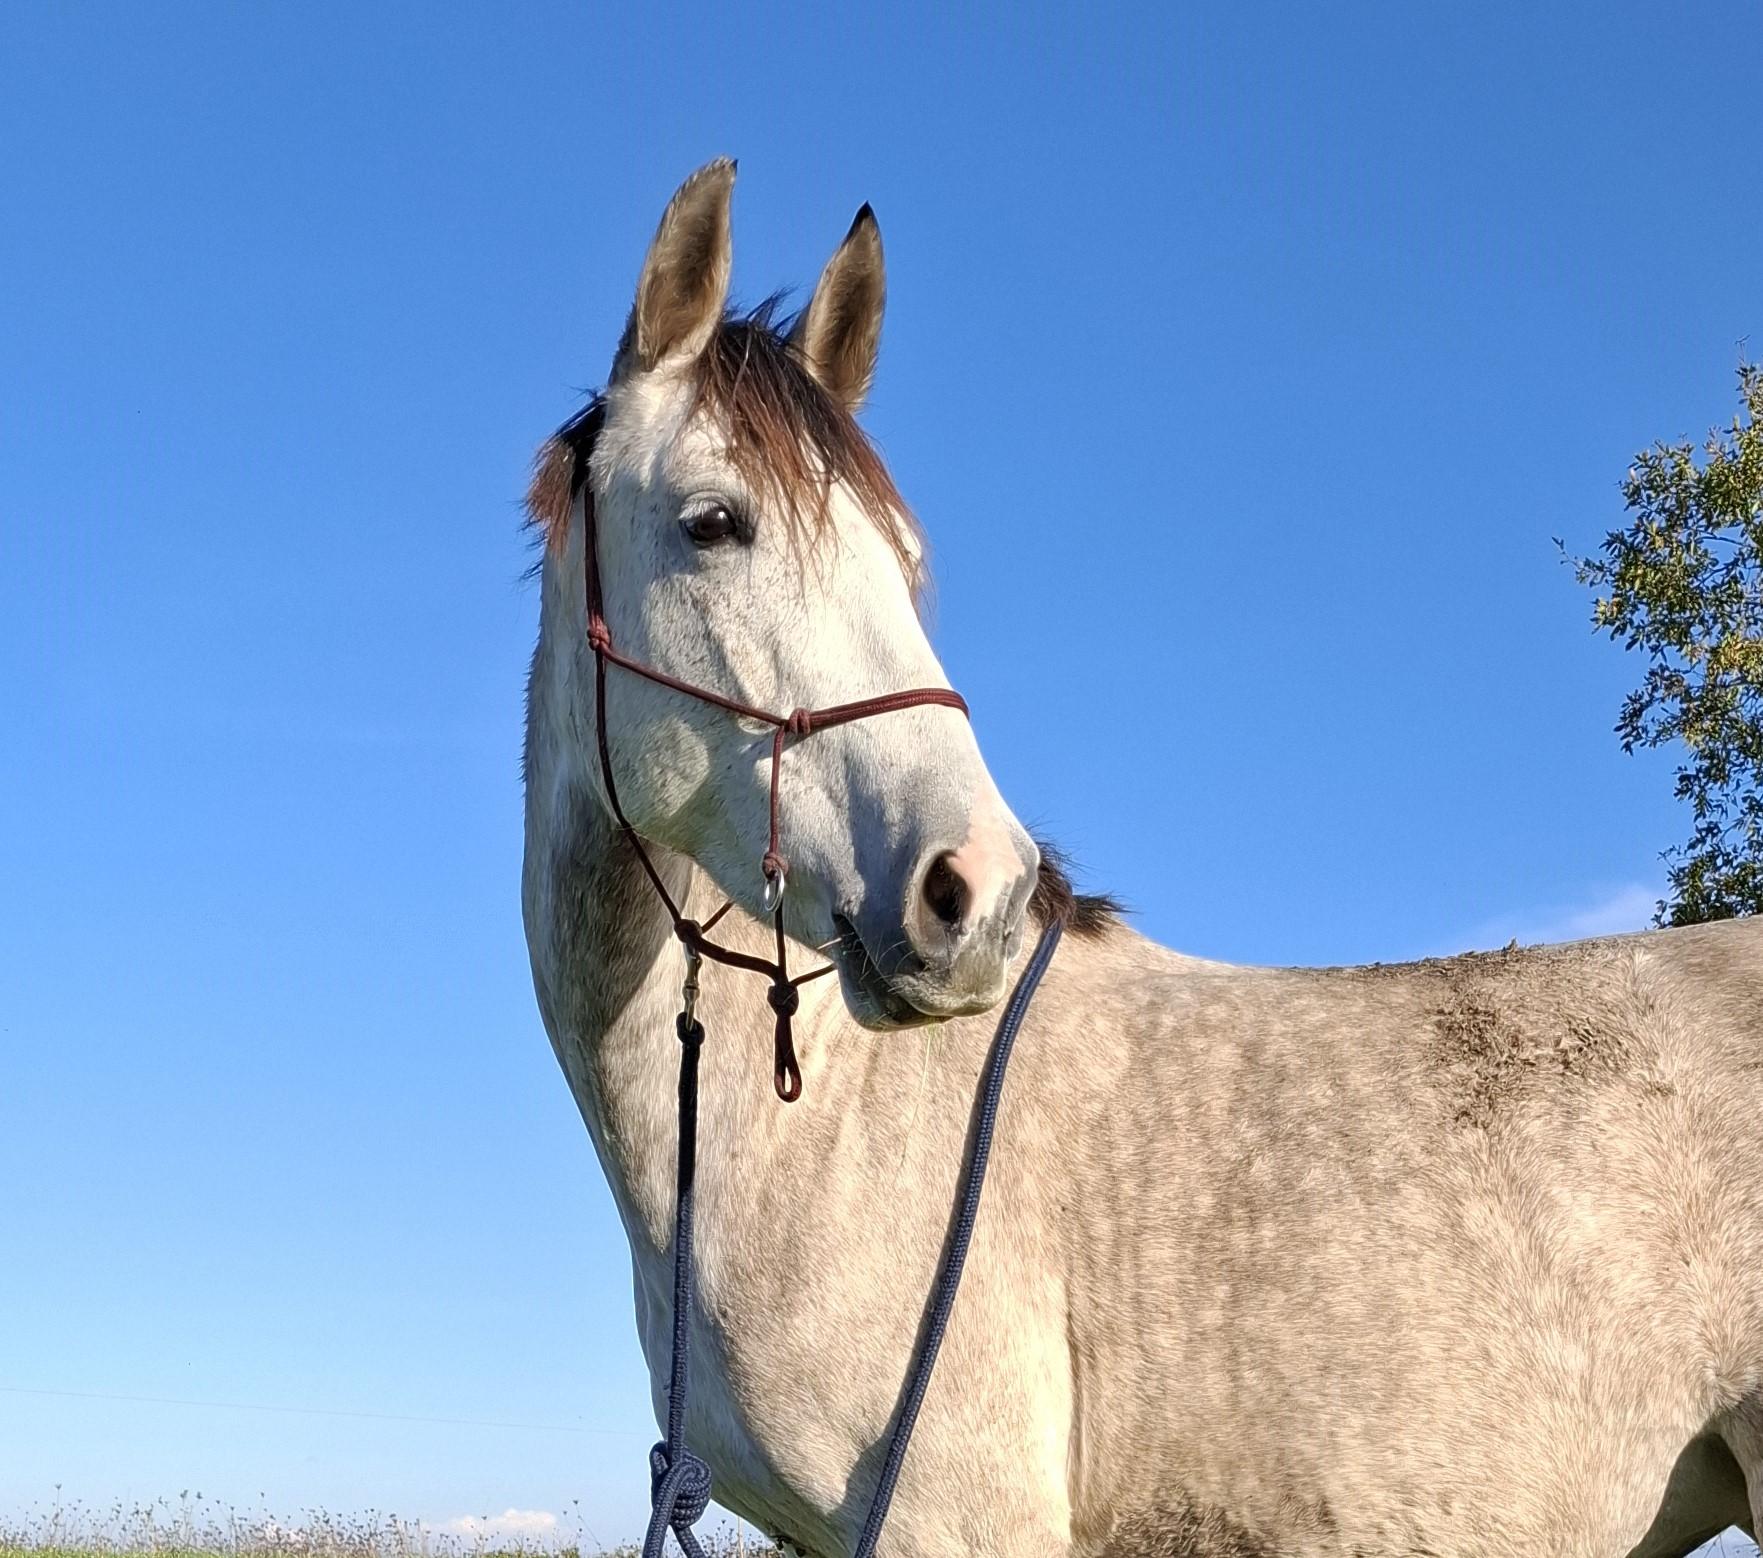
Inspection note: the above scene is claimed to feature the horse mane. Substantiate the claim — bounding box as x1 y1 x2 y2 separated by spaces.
525 299 923 592
1029 839 1122 937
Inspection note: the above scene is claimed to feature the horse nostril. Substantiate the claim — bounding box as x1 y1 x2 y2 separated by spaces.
921 852 970 931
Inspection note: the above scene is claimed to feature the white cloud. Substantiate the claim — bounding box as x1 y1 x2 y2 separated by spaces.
439 1510 560 1542
1548 884 1661 941
1428 882 1659 958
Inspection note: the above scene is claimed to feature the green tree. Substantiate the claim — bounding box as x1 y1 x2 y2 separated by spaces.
1573 362 1763 925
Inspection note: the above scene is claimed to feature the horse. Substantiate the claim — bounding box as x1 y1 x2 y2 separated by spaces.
521 160 1763 1557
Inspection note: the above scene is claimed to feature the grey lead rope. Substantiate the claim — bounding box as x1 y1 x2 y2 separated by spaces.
642 1011 712 1558
850 915 1064 1556
641 916 1065 1556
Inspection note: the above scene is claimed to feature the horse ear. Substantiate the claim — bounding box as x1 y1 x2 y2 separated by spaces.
618 159 736 376
791 204 885 412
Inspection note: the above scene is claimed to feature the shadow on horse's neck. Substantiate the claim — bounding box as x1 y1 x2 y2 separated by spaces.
557 780 693 1032
527 744 819 1241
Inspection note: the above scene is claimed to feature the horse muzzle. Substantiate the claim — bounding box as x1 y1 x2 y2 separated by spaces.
834 828 1038 1028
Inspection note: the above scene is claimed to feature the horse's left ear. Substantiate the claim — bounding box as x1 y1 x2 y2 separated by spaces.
791 204 885 413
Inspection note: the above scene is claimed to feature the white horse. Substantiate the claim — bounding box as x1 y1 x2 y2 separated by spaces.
522 160 1763 1557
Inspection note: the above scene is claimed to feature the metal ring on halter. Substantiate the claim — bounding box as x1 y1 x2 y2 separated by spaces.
761 863 787 913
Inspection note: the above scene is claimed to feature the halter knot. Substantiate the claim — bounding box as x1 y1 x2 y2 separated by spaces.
586 616 613 654
784 707 814 737
766 982 801 1018
673 918 703 953
760 850 788 884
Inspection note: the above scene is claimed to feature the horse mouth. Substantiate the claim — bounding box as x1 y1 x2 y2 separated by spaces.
830 913 937 1029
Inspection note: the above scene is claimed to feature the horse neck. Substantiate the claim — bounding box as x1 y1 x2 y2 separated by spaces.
522 590 821 1252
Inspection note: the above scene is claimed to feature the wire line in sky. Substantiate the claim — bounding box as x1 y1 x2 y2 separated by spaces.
0 1385 640 1438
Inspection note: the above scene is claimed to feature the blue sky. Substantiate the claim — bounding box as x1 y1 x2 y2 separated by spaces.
2 1 1758 1546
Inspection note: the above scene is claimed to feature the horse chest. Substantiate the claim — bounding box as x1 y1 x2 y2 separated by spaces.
628 1227 859 1555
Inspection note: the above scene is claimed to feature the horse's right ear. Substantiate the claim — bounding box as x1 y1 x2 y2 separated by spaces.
615 159 735 378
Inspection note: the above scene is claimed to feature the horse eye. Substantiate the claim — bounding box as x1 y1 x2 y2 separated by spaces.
682 504 741 547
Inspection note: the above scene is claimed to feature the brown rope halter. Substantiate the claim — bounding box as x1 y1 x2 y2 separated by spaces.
574 403 970 1100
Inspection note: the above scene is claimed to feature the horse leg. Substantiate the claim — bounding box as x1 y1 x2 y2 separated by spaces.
1622 1432 1752 1558
1716 1397 1763 1542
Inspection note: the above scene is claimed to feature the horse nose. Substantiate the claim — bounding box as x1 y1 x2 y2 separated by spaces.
906 824 1036 961
920 851 971 930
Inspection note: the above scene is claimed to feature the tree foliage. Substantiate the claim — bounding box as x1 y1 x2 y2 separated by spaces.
1574 363 1763 925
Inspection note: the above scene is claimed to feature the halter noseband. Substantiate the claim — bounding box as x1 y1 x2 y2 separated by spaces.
572 401 970 1100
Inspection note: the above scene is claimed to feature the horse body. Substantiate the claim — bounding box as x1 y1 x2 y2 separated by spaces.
520 162 1763 1555
526 782 1763 1555
1051 917 1763 1558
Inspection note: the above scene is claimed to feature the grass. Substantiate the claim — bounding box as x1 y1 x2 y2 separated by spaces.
5 1496 1756 1558
0 1497 784 1558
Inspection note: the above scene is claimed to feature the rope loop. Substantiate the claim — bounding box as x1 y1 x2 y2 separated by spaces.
773 1044 803 1103
768 982 804 1102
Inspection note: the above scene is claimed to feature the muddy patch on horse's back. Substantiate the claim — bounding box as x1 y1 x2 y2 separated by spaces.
1096 1500 1278 1558
1431 984 1534 1129
1427 947 1634 1130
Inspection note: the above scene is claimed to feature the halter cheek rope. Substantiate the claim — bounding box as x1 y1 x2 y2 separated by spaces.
567 405 1064 1554
577 400 968 1101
